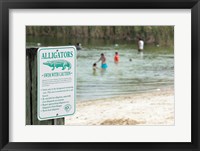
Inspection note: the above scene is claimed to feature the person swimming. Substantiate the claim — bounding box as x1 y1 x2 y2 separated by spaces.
95 53 108 69
114 52 119 63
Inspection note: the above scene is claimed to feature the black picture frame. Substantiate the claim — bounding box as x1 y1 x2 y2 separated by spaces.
0 0 199 150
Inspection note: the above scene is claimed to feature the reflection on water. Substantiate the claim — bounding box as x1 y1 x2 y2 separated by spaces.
26 36 174 101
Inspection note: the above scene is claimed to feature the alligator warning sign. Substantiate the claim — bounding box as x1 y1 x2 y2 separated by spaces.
37 46 76 120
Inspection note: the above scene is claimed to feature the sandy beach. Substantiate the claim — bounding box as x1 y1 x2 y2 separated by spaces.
65 86 174 126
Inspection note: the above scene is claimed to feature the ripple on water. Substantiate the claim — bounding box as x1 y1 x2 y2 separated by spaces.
77 48 174 101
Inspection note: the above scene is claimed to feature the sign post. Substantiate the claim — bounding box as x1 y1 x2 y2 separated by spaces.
37 46 76 121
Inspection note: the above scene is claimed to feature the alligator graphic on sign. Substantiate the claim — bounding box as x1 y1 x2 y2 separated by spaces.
43 60 71 70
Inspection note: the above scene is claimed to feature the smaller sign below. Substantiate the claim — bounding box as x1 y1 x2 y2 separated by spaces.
37 46 76 121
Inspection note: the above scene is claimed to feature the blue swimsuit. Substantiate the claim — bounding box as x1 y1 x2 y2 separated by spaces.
101 63 108 69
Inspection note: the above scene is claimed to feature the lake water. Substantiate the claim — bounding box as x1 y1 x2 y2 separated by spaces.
27 36 174 101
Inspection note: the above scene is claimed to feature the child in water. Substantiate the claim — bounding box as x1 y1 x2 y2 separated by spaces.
92 63 99 75
114 52 119 63
93 63 98 71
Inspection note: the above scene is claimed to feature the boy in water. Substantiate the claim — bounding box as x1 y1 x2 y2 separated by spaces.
95 53 108 69
114 52 119 63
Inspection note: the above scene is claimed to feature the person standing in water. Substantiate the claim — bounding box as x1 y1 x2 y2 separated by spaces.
75 43 82 50
93 63 99 72
75 43 82 59
92 63 99 75
137 38 144 53
95 53 108 69
114 52 120 63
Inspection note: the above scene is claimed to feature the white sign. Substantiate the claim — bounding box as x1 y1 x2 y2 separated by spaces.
37 46 76 120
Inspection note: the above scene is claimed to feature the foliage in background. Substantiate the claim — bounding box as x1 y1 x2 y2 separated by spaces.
26 26 174 47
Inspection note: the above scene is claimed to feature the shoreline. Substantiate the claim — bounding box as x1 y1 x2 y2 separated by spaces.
65 86 174 125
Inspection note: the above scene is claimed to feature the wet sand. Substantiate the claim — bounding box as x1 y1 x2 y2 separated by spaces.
65 87 174 125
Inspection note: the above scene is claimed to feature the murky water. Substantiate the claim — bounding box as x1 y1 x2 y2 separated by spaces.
27 36 174 101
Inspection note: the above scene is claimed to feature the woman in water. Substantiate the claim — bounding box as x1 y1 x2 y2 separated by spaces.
95 53 108 69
